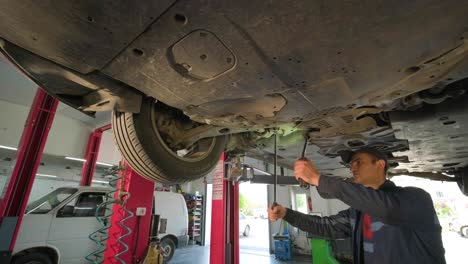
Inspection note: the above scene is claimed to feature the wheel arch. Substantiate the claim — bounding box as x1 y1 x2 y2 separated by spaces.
12 246 60 264
161 234 179 248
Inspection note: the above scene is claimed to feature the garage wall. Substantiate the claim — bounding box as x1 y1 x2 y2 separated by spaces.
0 99 94 158
0 158 109 202
0 174 7 195
27 178 108 202
26 178 79 202
98 130 121 165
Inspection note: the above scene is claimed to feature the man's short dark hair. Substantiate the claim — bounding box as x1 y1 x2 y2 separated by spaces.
340 147 389 174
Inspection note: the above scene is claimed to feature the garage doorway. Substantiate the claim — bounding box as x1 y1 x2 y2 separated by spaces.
239 182 270 255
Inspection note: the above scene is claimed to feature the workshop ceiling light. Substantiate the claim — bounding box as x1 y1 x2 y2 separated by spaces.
65 156 87 162
96 161 114 167
65 157 115 167
92 179 109 184
252 167 272 176
36 173 57 178
0 145 18 151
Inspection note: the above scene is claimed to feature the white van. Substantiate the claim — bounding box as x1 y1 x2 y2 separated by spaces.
11 187 188 264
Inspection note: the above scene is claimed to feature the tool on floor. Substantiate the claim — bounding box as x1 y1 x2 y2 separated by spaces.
298 136 311 190
273 220 292 261
142 215 164 264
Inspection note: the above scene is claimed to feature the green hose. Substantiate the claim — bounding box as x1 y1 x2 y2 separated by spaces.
85 167 121 263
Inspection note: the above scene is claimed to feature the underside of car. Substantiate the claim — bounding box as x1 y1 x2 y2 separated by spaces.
1 1 468 194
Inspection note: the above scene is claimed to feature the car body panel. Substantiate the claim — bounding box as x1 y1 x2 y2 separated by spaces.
15 214 52 245
154 191 189 246
0 0 175 73
14 187 109 263
13 187 188 262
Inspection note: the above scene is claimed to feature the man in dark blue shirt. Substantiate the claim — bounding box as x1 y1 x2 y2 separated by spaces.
269 147 446 264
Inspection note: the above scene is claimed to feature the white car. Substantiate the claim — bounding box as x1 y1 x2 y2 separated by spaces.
253 209 267 219
449 216 468 238
239 213 251 237
11 187 188 264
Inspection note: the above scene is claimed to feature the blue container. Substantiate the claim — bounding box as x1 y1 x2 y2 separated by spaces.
274 239 292 260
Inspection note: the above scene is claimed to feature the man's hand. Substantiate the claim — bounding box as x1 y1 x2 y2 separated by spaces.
268 204 286 221
294 159 321 186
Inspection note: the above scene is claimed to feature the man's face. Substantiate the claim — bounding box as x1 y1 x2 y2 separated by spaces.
349 152 385 187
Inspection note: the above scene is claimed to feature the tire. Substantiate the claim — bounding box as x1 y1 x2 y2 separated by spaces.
112 98 227 183
457 167 468 196
461 227 468 238
13 252 52 264
160 237 176 262
243 225 250 237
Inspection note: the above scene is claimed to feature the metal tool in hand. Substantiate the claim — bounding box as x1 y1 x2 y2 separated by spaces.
298 136 310 190
271 132 279 209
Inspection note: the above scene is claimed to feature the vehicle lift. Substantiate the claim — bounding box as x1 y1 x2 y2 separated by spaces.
0 87 242 263
0 89 58 263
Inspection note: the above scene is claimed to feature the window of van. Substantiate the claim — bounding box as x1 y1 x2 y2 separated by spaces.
57 192 106 217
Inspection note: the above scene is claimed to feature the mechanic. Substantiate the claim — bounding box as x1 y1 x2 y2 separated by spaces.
268 147 446 264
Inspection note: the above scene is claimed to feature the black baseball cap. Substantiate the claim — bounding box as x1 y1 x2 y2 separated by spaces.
339 147 389 171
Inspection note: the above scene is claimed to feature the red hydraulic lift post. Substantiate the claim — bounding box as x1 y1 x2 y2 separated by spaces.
209 153 239 264
226 181 240 264
210 153 227 263
80 123 112 186
0 89 59 262
104 161 155 263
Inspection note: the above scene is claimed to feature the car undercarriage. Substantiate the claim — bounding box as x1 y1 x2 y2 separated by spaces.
1 0 468 194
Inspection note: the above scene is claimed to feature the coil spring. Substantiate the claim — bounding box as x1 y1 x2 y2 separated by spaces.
114 190 134 264
85 166 121 263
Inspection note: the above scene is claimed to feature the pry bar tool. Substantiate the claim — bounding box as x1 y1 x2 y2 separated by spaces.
271 132 278 209
298 136 310 189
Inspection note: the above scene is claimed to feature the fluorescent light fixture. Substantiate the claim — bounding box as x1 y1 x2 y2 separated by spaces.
441 172 455 177
96 161 114 167
0 145 18 151
36 173 57 178
92 180 109 184
65 156 86 162
65 157 115 167
252 167 272 176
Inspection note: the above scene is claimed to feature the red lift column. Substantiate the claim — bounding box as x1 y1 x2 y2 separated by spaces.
80 124 112 186
0 89 58 262
104 162 155 263
210 154 227 263
209 153 239 264
226 181 240 264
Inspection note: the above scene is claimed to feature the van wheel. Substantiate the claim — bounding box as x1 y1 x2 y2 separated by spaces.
160 237 176 262
13 252 52 264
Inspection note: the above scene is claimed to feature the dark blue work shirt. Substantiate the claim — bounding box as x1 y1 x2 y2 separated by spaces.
284 177 445 264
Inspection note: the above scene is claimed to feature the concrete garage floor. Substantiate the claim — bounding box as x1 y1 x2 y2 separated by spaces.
171 245 312 264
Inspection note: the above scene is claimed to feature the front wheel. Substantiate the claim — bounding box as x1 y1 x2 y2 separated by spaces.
160 237 176 262
112 98 227 183
457 167 468 196
12 252 52 264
